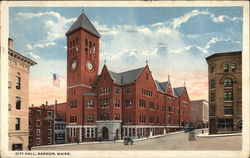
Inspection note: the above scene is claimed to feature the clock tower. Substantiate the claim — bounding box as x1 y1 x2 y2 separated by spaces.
65 13 101 142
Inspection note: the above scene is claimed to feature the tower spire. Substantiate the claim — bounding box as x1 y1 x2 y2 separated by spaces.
82 7 84 14
146 59 148 65
168 74 171 83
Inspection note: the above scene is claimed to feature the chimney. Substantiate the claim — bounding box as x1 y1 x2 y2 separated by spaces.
8 38 13 49
46 101 48 106
31 104 34 107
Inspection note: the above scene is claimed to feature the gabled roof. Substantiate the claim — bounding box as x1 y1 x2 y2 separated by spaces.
107 67 145 85
173 87 185 97
155 80 169 93
66 13 101 38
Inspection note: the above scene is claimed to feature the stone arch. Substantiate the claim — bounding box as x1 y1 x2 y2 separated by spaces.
209 63 216 74
102 127 109 140
219 74 237 84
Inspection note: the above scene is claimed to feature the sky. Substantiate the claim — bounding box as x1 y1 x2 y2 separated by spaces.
9 7 243 106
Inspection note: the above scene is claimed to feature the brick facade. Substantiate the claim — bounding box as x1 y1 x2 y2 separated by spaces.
65 13 191 142
206 51 242 134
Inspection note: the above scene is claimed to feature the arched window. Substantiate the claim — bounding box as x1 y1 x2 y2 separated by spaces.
224 78 233 87
232 63 237 72
89 41 92 48
210 65 215 74
224 64 229 72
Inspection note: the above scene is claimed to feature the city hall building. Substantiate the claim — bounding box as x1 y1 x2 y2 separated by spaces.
62 13 191 142
206 51 242 134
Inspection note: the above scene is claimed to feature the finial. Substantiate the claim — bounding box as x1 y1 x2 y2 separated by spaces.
184 81 186 86
168 74 170 83
82 7 84 13
146 59 148 65
104 59 107 65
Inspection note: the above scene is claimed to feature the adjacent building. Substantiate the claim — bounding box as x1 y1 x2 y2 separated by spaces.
190 100 209 129
8 38 36 150
29 102 67 146
206 51 242 134
65 13 191 143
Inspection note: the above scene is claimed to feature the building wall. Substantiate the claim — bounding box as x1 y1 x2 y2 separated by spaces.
206 51 242 134
190 100 208 128
8 39 36 150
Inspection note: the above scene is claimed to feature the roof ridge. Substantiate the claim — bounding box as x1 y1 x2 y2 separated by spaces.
116 66 145 74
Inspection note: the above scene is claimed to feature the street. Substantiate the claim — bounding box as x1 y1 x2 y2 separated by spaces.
33 131 241 151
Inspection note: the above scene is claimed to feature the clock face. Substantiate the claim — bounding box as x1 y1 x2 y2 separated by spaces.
86 61 94 71
71 60 77 70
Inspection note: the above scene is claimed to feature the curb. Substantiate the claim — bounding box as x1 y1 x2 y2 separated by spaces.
32 131 184 149
197 132 242 138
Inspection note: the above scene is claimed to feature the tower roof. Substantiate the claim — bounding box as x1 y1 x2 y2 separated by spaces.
66 13 101 38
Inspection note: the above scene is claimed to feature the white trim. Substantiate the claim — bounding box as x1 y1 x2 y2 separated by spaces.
96 120 122 123
122 125 182 128
82 125 97 128
66 125 83 128
67 84 92 89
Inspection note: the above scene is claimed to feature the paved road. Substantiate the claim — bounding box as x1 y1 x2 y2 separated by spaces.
33 131 241 151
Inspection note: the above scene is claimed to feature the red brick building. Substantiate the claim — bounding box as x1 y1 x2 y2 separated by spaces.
29 102 67 146
65 13 191 142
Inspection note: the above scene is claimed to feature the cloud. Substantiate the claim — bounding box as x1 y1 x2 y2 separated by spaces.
18 11 76 41
34 42 56 48
26 44 32 50
171 9 242 29
29 52 40 59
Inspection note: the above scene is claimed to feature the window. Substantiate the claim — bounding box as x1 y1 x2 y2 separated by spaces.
115 99 120 107
210 80 215 89
48 137 52 144
210 65 215 74
8 104 11 111
232 63 237 72
70 116 77 123
126 88 131 94
224 106 233 115
224 78 233 87
36 120 41 127
47 111 52 118
209 105 216 116
37 138 41 145
210 92 216 102
224 64 229 72
224 92 233 101
87 100 94 107
101 99 110 107
85 39 88 47
114 114 120 120
36 129 40 136
86 116 95 123
125 114 132 123
16 76 21 90
115 88 119 94
16 97 21 110
48 129 52 135
37 110 41 116
126 100 132 107
85 127 95 138
139 99 146 108
101 88 109 95
48 121 51 127
8 81 12 89
15 118 20 130
70 128 76 137
70 100 77 108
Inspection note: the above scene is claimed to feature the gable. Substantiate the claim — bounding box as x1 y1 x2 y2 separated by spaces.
136 65 157 90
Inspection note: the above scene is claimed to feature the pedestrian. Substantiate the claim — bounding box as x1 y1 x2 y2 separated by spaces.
114 136 116 142
202 129 204 134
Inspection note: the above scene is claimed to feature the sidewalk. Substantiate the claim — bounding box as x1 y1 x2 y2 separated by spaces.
197 132 242 138
32 131 183 149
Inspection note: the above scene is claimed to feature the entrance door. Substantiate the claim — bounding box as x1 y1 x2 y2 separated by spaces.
102 127 109 140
